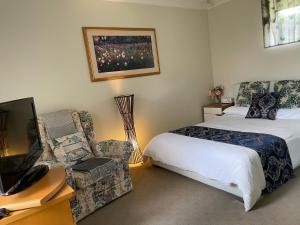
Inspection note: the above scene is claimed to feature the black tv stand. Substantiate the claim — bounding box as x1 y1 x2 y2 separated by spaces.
3 165 49 196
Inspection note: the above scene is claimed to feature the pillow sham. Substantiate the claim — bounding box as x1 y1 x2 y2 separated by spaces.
245 92 280 120
274 80 300 108
48 131 94 167
277 108 300 119
236 81 270 107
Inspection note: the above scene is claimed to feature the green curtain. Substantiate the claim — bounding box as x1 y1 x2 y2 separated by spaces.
274 0 300 11
262 0 300 47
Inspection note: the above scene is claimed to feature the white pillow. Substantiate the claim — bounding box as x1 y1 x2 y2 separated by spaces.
277 108 300 119
223 106 249 117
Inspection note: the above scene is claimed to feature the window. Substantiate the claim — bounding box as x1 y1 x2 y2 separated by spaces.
262 0 300 47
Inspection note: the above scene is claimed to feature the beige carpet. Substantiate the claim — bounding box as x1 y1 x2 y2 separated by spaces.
79 164 300 225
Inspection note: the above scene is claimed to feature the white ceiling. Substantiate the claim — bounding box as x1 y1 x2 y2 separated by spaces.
104 0 231 10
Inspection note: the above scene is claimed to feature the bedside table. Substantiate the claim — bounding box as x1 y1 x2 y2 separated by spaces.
203 103 234 122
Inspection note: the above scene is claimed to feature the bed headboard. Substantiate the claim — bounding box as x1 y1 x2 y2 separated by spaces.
232 80 285 103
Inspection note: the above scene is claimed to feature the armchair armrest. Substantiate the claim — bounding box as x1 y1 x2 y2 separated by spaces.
92 140 133 163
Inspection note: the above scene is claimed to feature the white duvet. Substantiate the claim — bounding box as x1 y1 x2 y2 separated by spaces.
144 116 300 211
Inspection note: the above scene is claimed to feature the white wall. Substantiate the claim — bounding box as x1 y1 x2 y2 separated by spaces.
0 0 213 149
208 0 300 96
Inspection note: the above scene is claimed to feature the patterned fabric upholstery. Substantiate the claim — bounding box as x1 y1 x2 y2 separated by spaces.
274 80 300 108
93 140 133 163
36 112 85 163
72 158 123 189
35 111 134 222
246 92 280 120
49 131 94 167
72 111 85 133
78 111 96 144
36 117 57 163
71 176 133 221
236 81 270 107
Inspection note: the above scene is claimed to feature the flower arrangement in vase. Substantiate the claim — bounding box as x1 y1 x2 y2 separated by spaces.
209 85 224 104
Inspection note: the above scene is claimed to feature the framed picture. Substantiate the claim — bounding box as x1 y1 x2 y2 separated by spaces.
82 27 160 82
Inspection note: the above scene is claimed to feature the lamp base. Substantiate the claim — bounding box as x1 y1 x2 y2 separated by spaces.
128 149 143 164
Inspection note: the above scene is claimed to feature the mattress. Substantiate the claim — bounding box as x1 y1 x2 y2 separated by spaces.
143 116 300 211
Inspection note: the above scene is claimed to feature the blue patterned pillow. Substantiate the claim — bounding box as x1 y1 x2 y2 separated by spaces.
274 80 300 108
236 81 270 107
246 92 280 120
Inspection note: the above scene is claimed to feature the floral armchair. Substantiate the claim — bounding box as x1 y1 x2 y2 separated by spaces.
35 111 133 222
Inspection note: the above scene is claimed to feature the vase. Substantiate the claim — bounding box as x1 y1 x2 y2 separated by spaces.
215 96 221 104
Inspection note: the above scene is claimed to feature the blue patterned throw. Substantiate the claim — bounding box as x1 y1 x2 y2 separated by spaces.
170 126 294 192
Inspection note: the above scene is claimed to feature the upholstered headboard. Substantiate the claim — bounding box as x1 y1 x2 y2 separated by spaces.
232 80 280 103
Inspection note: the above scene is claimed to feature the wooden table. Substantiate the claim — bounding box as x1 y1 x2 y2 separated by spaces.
0 168 75 225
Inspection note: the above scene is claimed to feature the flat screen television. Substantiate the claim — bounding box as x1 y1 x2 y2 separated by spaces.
0 97 48 195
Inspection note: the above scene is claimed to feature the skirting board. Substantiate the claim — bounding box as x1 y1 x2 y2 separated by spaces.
152 160 243 199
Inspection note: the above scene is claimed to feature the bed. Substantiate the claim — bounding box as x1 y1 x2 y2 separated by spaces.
143 114 300 211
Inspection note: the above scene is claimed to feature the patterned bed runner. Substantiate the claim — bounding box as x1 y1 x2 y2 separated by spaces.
170 126 294 192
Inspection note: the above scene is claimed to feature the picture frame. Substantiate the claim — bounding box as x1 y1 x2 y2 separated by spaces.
82 27 160 82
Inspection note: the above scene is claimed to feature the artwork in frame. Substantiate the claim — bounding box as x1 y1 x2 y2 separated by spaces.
82 27 160 82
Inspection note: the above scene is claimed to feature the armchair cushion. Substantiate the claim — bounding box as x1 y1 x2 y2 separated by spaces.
72 158 122 189
92 140 133 163
48 131 94 167
36 112 85 164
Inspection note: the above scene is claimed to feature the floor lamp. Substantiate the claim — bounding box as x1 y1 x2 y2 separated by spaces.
114 94 143 164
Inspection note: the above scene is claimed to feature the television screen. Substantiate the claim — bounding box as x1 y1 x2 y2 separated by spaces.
0 97 42 194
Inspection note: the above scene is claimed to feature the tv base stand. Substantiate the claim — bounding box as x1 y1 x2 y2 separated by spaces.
0 167 75 225
0 167 65 211
3 165 49 196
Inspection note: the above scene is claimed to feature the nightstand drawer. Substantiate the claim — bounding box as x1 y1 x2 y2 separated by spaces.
204 114 219 122
204 107 223 115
